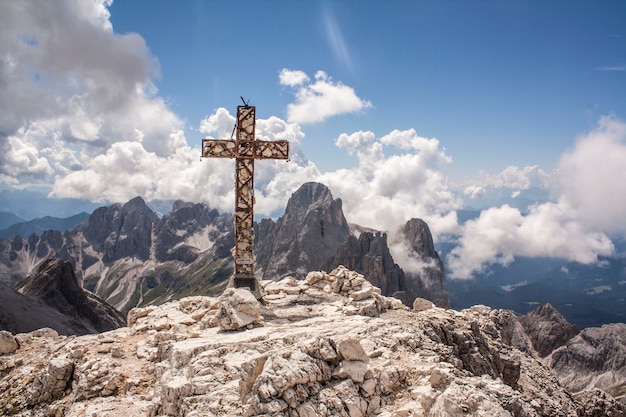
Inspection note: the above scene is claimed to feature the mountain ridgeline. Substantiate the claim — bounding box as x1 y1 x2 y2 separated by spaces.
0 182 447 314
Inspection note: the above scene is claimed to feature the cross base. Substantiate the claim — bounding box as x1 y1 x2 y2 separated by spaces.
233 274 256 291
230 273 262 299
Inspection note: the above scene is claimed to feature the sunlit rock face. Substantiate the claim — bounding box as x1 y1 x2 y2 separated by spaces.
256 182 351 279
1 266 623 417
519 303 580 358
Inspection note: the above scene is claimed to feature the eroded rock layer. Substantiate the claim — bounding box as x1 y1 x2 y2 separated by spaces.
1 266 622 417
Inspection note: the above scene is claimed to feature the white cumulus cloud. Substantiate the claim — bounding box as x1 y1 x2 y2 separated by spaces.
280 69 372 124
554 115 626 235
477 165 552 190
278 69 309 87
447 117 626 279
464 185 486 199
319 128 462 240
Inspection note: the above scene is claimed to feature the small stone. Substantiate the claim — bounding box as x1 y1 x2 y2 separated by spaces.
413 298 435 312
337 339 369 362
0 331 19 355
333 360 368 383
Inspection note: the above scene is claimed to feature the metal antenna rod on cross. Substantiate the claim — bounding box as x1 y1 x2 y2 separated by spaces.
201 101 289 297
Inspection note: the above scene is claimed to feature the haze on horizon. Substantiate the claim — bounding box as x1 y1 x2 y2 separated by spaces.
1 0 625 279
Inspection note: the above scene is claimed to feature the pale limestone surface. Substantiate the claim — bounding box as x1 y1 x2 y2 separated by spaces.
0 266 620 416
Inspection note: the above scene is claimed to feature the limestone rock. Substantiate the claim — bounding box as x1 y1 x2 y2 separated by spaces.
413 297 435 312
519 303 580 357
0 330 18 354
0 266 615 417
217 288 263 331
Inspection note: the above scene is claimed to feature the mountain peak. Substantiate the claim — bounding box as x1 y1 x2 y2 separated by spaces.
284 182 335 214
256 182 350 279
519 303 580 357
402 218 437 258
122 196 152 213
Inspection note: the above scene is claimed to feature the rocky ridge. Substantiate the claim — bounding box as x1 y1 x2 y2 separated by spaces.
1 266 623 417
519 303 626 404
15 258 125 334
0 182 446 313
548 322 626 400
0 197 234 313
519 303 581 358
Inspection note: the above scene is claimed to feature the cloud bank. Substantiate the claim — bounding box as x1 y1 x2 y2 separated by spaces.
0 0 184 187
447 117 626 278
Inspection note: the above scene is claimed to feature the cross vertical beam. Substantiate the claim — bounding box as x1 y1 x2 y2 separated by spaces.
201 103 289 295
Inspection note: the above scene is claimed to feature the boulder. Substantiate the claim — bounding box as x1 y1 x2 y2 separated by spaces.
413 297 435 312
217 288 263 331
0 330 18 354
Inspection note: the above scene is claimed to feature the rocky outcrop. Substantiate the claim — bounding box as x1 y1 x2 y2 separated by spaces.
547 323 626 401
327 231 406 299
82 196 158 263
15 258 125 334
216 288 263 331
255 182 351 279
401 218 448 307
518 304 626 404
0 266 619 417
0 282 108 336
519 303 580 358
0 330 18 354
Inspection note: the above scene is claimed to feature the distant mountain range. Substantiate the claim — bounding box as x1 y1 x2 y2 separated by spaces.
0 182 446 315
444 251 626 328
0 211 25 230
0 212 90 239
2 183 624 328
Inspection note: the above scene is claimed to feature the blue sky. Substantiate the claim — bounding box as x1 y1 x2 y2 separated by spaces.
1 0 625 278
108 0 626 177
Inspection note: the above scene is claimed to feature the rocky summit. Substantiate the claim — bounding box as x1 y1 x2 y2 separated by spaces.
1 266 624 417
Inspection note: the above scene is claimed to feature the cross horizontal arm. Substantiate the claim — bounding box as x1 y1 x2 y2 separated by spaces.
202 139 236 158
255 140 289 160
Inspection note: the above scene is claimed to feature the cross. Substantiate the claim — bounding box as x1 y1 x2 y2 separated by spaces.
202 102 289 296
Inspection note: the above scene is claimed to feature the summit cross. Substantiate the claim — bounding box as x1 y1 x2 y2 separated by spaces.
201 102 289 295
